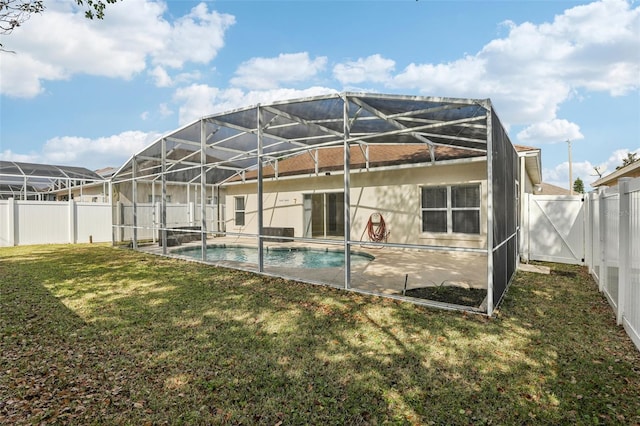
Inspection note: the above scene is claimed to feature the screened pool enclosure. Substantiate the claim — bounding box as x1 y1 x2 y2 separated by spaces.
0 161 106 201
111 93 519 315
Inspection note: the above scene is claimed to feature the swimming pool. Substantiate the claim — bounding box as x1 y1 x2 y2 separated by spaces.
174 245 374 268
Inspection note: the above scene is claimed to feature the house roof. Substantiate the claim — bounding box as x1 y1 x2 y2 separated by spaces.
112 93 513 186
234 144 485 181
515 145 542 186
534 182 571 195
232 143 536 182
591 159 640 187
95 166 117 178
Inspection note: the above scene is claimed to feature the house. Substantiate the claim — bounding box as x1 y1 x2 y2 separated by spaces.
591 159 640 188
111 93 529 314
0 160 107 201
220 143 542 250
532 182 571 195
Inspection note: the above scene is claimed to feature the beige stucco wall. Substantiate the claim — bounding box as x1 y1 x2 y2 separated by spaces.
223 160 488 249
56 183 108 202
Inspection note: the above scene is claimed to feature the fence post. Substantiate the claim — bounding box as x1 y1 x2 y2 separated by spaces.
7 197 16 246
154 202 160 244
521 193 530 262
69 199 77 244
589 192 596 274
116 201 123 243
584 193 591 271
598 187 606 292
189 201 195 226
617 178 631 325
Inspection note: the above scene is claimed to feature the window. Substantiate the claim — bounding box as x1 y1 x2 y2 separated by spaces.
234 196 245 226
421 185 480 234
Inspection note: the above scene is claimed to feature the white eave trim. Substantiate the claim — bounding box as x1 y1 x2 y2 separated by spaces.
591 160 640 187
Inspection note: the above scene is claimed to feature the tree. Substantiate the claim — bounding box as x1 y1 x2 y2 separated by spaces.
616 152 638 170
1 0 120 50
0 1 44 40
573 177 584 194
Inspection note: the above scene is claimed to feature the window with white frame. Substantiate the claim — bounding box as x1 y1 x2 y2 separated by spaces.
234 196 245 226
421 185 480 234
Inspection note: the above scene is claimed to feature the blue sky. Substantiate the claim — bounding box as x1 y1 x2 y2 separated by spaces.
1 0 638 188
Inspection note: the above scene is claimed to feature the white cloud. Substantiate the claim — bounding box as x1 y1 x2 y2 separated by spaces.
140 111 150 120
517 119 584 144
542 147 640 188
391 55 488 96
148 66 202 88
0 149 40 163
333 54 395 85
159 103 173 117
332 0 639 131
230 53 328 90
173 84 337 124
0 131 162 169
151 2 234 68
0 0 234 97
149 66 173 87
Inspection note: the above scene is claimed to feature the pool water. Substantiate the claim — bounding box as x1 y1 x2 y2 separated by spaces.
174 245 374 268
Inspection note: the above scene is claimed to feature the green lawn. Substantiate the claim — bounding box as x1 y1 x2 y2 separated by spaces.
1 244 639 425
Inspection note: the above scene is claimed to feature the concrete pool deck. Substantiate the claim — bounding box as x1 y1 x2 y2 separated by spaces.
140 236 488 297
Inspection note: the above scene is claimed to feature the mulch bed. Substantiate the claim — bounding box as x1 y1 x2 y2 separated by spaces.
403 286 487 307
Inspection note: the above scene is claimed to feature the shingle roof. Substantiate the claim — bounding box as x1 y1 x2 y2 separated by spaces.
591 160 640 187
536 182 571 195
231 144 534 182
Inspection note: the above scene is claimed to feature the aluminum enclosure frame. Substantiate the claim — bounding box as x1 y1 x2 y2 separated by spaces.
111 92 519 315
0 160 107 201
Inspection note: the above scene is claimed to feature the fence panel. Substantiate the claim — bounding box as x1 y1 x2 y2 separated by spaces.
602 189 620 310
0 199 112 246
76 202 113 243
589 193 601 281
166 204 191 228
585 177 640 352
622 179 640 350
18 201 70 245
524 194 585 264
120 203 155 241
0 200 9 246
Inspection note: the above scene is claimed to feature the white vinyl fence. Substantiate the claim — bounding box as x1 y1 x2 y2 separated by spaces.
522 194 585 265
0 198 112 247
0 199 222 247
584 177 640 351
113 202 220 243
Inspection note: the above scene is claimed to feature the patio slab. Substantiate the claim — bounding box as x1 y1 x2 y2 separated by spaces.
140 236 487 297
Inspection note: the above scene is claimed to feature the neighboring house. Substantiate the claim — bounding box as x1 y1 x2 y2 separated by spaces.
591 160 640 188
533 182 571 195
0 160 107 201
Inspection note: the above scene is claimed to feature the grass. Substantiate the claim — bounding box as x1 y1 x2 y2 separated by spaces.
1 244 639 425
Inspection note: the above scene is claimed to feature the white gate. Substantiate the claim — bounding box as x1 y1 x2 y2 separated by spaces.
523 194 585 265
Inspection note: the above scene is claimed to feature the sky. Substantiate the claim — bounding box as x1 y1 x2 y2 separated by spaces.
0 0 638 189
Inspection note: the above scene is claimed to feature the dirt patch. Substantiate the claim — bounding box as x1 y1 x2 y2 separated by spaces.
403 286 487 307
550 269 577 277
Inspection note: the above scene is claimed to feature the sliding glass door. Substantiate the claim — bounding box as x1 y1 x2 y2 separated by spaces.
303 192 344 238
